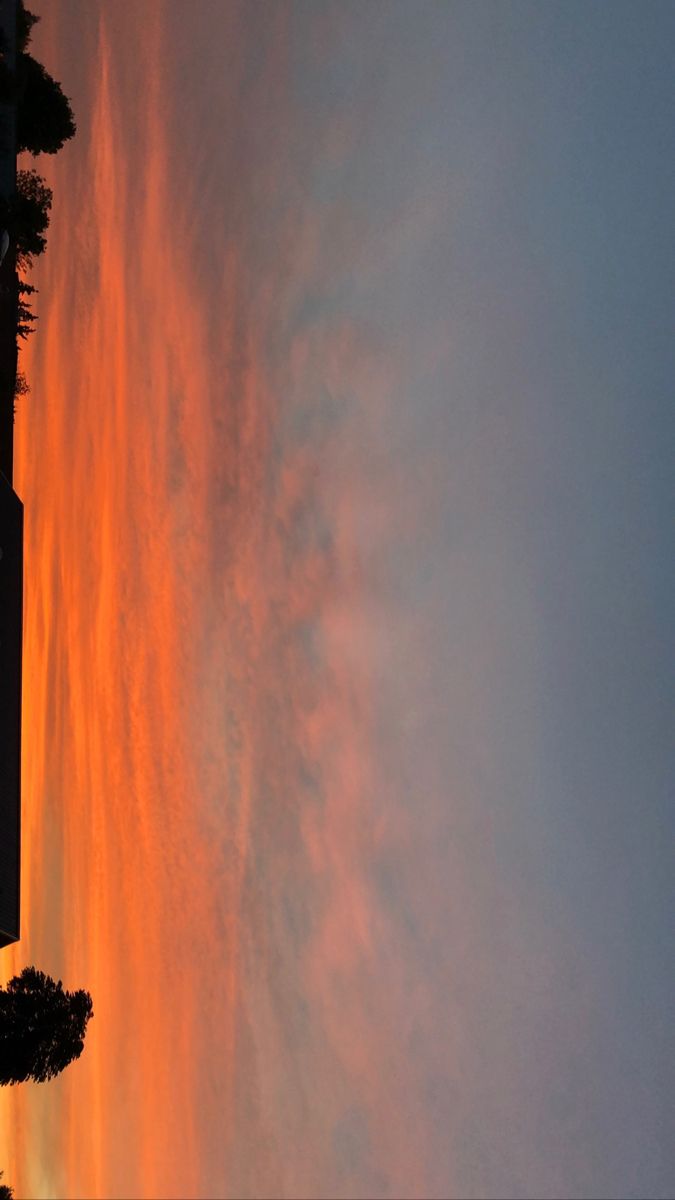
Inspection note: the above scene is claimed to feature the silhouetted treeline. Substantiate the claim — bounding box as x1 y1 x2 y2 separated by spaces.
0 0 76 279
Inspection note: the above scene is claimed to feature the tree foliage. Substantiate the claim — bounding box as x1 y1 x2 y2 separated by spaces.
18 280 38 339
17 53 76 156
0 169 53 267
14 370 30 396
0 1170 13 1200
17 1 40 54
0 967 93 1086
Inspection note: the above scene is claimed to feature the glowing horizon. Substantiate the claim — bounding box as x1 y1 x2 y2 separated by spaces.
1 9 242 1196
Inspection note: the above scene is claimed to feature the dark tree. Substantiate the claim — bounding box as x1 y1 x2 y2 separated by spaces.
0 967 93 1086
17 297 37 339
17 53 76 156
0 169 53 267
13 371 30 418
16 281 37 344
0 1170 13 1200
17 1 40 54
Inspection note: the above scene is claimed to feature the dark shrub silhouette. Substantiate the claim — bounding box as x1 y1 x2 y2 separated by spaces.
17 53 76 156
0 967 93 1085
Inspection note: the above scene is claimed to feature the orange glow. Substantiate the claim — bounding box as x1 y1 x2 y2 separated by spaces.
0 7 442 1198
0 11 249 1198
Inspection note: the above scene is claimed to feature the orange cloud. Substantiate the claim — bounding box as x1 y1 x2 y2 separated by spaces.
1 7 473 1199
0 9 250 1197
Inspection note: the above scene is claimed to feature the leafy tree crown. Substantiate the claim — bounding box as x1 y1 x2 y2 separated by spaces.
17 53 76 156
0 967 94 1086
17 1 40 54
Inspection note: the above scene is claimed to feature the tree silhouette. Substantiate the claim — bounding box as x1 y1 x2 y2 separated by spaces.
0 967 93 1085
17 1 40 54
0 1170 13 1199
17 283 38 339
17 52 76 156
0 169 53 267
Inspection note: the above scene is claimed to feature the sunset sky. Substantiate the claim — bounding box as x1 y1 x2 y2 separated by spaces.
1 2 674 1198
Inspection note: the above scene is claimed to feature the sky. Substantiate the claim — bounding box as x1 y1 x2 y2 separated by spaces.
0 2 674 1198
